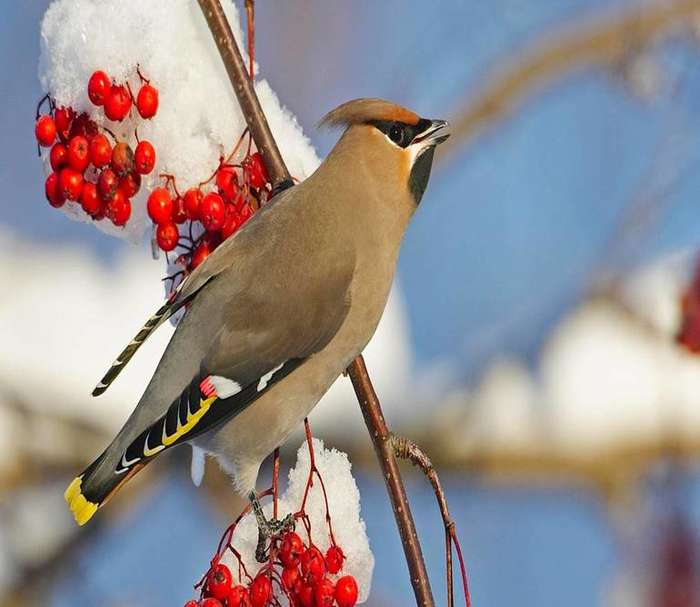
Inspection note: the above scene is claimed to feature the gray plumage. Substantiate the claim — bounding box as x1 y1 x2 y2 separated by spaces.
65 98 449 525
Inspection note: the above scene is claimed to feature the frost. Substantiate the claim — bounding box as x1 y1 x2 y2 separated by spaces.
38 0 320 241
221 439 374 603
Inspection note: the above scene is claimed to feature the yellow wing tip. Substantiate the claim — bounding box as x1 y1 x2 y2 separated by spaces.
64 476 99 526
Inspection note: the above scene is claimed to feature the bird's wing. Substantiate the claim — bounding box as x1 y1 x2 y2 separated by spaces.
111 252 354 478
91 190 294 397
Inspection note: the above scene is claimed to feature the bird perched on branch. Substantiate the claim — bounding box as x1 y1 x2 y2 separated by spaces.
65 98 449 538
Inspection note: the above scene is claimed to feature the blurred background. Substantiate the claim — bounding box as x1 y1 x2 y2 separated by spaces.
3 0 700 605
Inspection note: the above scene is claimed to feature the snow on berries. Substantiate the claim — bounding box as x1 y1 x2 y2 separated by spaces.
35 65 277 279
184 438 372 606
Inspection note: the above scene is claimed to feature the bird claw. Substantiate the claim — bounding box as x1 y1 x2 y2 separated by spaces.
249 491 295 562
255 514 295 562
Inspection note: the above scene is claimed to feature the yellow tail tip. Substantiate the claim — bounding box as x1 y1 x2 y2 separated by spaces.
64 476 99 526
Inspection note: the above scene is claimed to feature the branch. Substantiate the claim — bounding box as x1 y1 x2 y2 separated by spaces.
443 0 700 158
196 1 436 605
392 434 471 607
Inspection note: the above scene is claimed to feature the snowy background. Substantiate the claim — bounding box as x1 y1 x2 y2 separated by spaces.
3 0 700 606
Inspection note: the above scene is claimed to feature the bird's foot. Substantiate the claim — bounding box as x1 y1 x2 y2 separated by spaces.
249 491 295 563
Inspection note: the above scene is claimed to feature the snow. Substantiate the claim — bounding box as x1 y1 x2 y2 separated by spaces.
39 0 320 241
221 438 374 603
441 251 700 459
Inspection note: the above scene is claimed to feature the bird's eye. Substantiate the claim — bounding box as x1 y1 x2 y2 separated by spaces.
389 124 405 145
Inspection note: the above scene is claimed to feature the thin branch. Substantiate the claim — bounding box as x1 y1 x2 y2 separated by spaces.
443 0 700 158
392 434 472 607
196 1 436 604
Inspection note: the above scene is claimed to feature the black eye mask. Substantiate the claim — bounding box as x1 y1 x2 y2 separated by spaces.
368 118 433 148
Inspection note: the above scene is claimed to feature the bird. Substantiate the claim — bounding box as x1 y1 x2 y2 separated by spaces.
65 98 450 535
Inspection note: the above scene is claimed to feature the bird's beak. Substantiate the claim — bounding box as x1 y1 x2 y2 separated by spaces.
412 119 450 146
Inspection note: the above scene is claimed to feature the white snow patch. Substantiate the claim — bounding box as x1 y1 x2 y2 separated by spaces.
39 0 320 241
221 439 374 603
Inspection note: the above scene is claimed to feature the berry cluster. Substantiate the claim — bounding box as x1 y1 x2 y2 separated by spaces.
188 536 358 607
186 430 360 607
37 68 271 282
35 68 158 226
147 148 268 275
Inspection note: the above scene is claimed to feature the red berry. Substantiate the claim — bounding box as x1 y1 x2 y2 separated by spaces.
50 143 68 171
67 136 90 172
202 231 221 252
249 574 271 607
243 152 268 189
300 547 325 584
88 70 110 105
89 134 112 168
45 172 65 208
325 546 345 574
280 532 304 569
172 196 187 224
200 599 223 607
35 115 56 147
156 222 179 251
315 578 335 607
183 188 203 220
107 190 131 226
206 563 233 602
200 192 225 232
134 140 156 175
80 181 102 216
296 583 315 607
98 168 119 200
136 83 159 118
59 167 83 201
334 576 358 607
147 187 173 225
216 166 238 203
190 242 211 270
119 172 141 198
54 106 74 141
220 206 239 240
227 586 250 607
104 84 132 121
281 566 300 592
111 142 135 176
183 601 199 607
69 113 98 140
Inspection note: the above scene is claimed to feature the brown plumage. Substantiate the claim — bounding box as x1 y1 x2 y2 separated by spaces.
65 98 449 526
318 97 420 129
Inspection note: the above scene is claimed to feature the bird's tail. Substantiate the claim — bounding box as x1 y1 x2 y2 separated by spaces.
64 448 145 526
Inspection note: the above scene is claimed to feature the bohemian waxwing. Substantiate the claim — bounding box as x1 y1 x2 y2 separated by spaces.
65 98 450 531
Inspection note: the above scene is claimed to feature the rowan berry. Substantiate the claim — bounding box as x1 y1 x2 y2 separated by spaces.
134 140 156 175
136 83 159 118
200 192 225 232
35 115 56 147
88 70 110 106
147 187 173 225
104 84 132 121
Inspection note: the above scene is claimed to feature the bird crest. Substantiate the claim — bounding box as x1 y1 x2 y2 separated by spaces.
318 98 420 129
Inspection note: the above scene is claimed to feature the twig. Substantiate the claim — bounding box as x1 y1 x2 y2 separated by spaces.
442 0 700 159
392 434 472 607
196 1 436 604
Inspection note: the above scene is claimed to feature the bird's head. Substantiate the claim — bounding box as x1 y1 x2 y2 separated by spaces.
319 98 450 206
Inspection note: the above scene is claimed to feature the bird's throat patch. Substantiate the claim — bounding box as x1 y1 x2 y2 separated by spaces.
409 147 435 204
